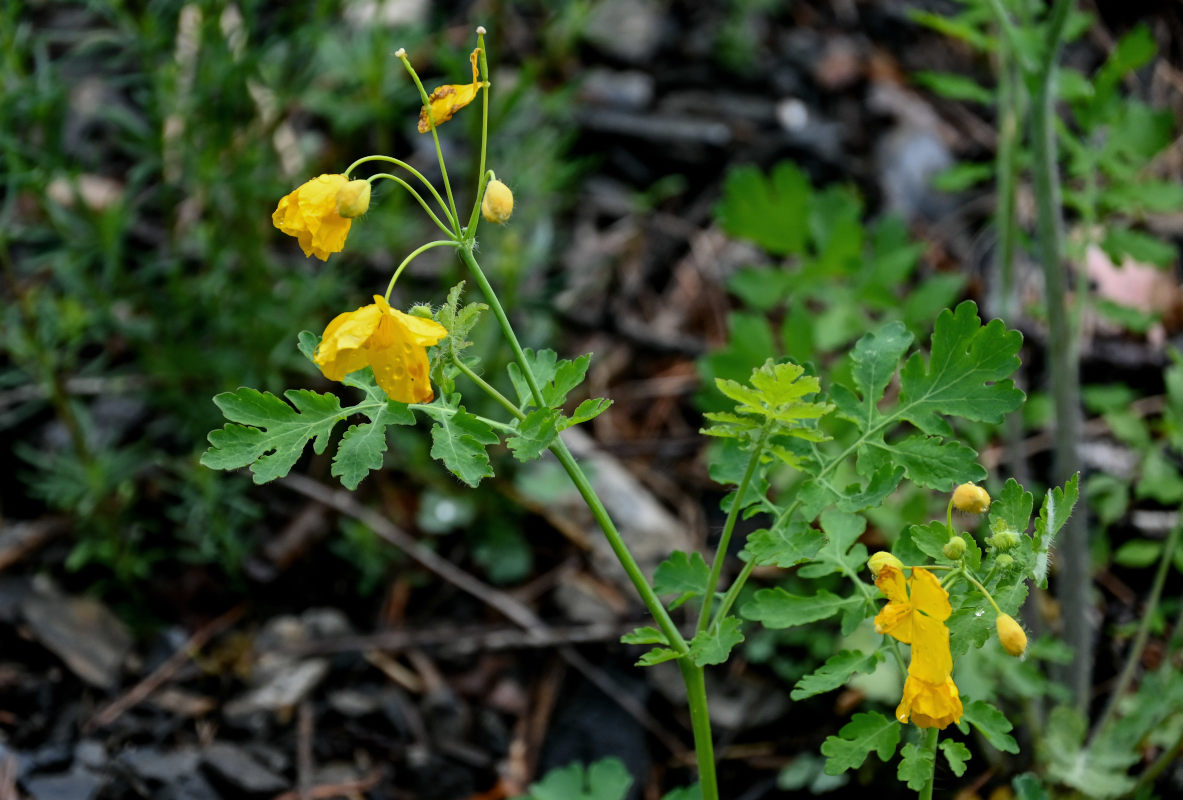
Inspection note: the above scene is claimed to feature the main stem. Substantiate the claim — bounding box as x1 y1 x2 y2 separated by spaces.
458 243 719 797
1030 0 1088 713
919 727 940 800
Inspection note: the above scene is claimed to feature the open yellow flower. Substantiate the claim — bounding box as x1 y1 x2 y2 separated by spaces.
897 674 963 729
418 48 484 133
875 564 962 728
314 295 448 404
272 174 353 260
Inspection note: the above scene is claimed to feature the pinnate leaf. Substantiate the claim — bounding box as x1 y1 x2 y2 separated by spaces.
743 516 824 568
962 699 1019 754
821 711 900 775
418 395 500 487
688 616 744 666
897 743 935 791
1032 473 1080 587
507 409 561 462
940 740 971 777
791 650 881 700
653 551 710 609
717 162 811 255
741 588 861 629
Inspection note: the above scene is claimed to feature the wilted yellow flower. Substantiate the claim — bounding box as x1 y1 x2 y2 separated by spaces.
897 674 963 729
996 613 1028 657
315 295 448 404
953 482 991 514
481 179 514 224
272 174 353 261
418 48 484 134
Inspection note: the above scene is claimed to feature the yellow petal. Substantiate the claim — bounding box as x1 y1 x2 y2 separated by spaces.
908 614 952 683
272 174 354 260
315 304 383 380
909 567 952 622
897 675 962 729
874 564 909 603
417 49 484 133
368 326 435 403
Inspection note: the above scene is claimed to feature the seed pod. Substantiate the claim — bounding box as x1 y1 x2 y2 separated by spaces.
943 536 967 560
952 483 991 514
996 613 1027 656
868 551 904 577
336 180 372 218
481 179 514 224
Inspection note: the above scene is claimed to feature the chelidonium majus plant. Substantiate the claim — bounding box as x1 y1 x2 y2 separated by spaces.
202 28 1079 798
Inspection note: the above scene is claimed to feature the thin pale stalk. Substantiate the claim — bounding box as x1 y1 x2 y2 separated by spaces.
369 173 455 237
396 54 463 235
452 357 525 421
465 30 491 238
344 154 452 223
1030 0 1088 712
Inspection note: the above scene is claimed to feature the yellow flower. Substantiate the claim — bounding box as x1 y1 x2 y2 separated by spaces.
272 174 353 261
996 613 1028 657
953 482 991 514
314 295 448 404
874 566 953 681
896 674 963 729
418 48 484 134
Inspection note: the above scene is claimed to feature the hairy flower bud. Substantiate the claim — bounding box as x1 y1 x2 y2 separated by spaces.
996 613 1027 656
868 551 904 577
943 536 967 560
996 553 1015 570
335 179 372 218
481 179 514 224
989 529 1020 551
953 483 991 514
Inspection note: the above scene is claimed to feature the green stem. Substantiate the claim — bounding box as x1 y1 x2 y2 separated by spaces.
919 727 940 800
697 428 769 634
452 356 524 421
368 173 455 237
1090 518 1182 743
946 497 956 538
1030 0 1088 713
713 559 754 625
465 29 492 239
678 660 719 800
343 154 453 223
396 52 463 236
383 240 460 301
961 569 1004 616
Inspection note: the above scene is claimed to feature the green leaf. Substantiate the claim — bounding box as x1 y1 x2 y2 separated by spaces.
514 757 633 800
1095 25 1156 102
332 399 415 489
507 408 561 462
798 509 868 578
202 388 349 484
562 397 612 429
846 321 914 427
940 740 971 777
717 162 811 255
507 349 593 410
728 267 794 312
1137 448 1183 503
1113 539 1162 568
867 435 985 490
897 302 1025 436
962 699 1019 754
636 647 681 667
621 626 667 645
689 616 745 666
418 395 500 487
660 785 701 800
791 650 881 700
706 359 834 445
430 282 489 385
1032 473 1080 587
897 742 935 791
931 161 994 192
1012 773 1050 800
837 465 906 513
1044 706 1137 799
653 550 711 609
741 588 861 629
820 711 900 775
1100 226 1177 268
914 71 994 104
990 478 1034 535
743 516 824 568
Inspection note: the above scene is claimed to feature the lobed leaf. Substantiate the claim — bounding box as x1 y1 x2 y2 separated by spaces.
791 650 881 700
820 711 900 775
418 395 500 487
688 617 745 666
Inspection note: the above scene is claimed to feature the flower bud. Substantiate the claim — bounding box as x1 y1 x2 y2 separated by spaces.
989 529 1020 551
868 551 904 577
943 535 967 560
481 179 513 224
996 613 1027 656
336 179 372 218
996 553 1015 570
953 483 991 514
